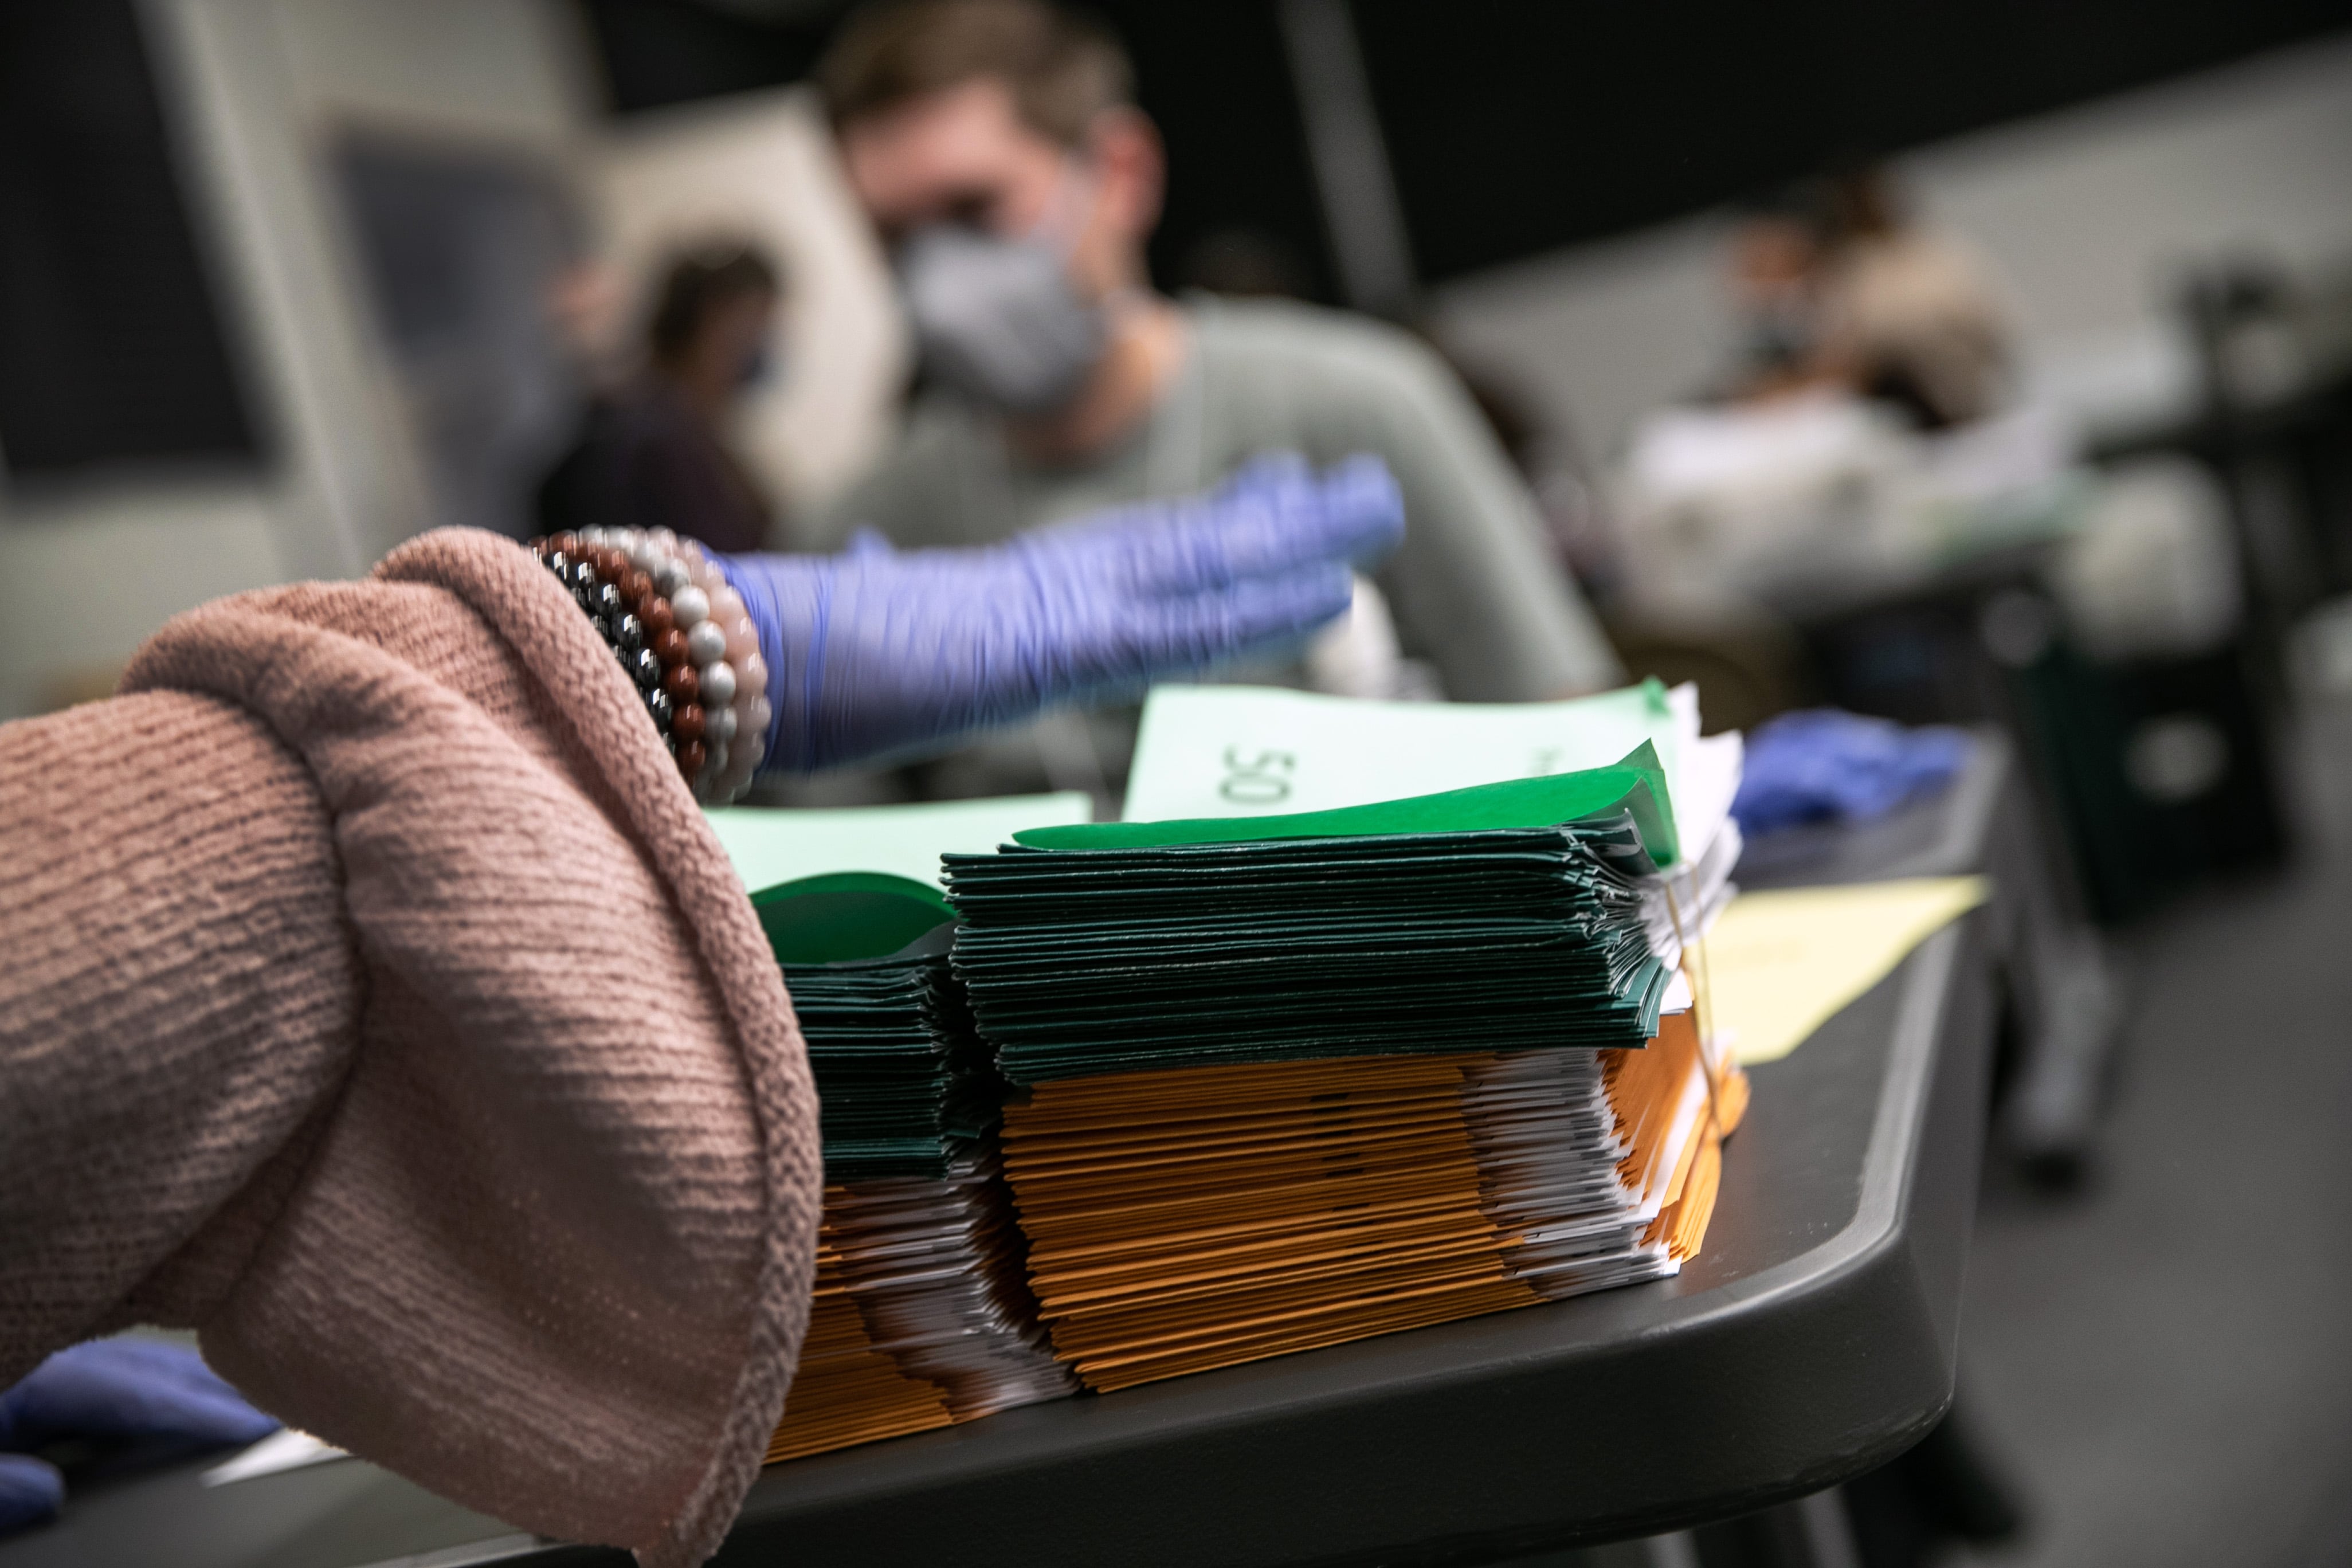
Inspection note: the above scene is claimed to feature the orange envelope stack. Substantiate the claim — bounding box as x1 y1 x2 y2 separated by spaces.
999 1012 1743 1391
944 765 1751 1394
766 1156 1077 1464
823 1150 1073 1419
765 1199 953 1463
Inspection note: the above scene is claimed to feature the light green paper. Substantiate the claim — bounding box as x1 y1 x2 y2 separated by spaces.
1014 744 1679 862
1120 679 1683 826
705 791 1092 892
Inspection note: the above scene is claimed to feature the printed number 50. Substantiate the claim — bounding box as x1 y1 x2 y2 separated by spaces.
1220 746 1295 804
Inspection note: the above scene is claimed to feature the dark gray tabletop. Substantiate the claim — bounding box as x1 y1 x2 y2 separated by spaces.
6 748 2003 1568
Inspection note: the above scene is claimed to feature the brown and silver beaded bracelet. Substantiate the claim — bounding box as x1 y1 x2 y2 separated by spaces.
530 528 770 803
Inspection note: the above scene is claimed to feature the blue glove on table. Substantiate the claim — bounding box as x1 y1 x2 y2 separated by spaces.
0 1340 278 1535
719 453 1404 773
1731 708 1971 836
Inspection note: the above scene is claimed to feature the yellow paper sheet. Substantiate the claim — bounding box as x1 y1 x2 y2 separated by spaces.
1704 877 1989 1065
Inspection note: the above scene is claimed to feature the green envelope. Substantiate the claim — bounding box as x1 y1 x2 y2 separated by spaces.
943 755 1681 1085
748 883 999 1178
712 795 1092 1178
1018 744 1680 868
1119 678 1696 839
754 871 954 966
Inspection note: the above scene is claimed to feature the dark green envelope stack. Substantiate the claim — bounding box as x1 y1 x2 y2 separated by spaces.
746 861 1077 1459
754 872 1009 1177
943 751 1680 1085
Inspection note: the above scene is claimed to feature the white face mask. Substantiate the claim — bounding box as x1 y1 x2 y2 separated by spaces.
896 172 1107 415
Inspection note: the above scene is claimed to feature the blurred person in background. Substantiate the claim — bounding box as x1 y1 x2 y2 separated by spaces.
1714 184 1844 406
1712 170 2015 430
538 241 785 553
810 0 1621 708
1620 167 2040 618
1814 163 2014 430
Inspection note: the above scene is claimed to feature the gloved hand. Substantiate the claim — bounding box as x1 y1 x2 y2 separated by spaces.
1731 708 1971 836
0 1340 278 1535
719 453 1404 773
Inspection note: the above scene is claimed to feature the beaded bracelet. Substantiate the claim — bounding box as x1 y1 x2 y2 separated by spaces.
530 528 770 803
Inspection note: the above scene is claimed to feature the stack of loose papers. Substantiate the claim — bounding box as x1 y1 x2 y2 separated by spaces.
709 797 1088 1460
947 727 1749 1391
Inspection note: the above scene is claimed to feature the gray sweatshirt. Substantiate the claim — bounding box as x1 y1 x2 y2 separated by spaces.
813 295 1621 703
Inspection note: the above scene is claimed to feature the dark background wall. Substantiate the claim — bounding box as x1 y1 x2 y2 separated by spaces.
582 0 2352 300
1354 0 2352 283
5 0 2348 481
0 0 261 480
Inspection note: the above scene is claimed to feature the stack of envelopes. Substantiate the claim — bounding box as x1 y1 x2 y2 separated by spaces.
765 1155 1072 1460
946 765 1684 1080
781 927 1002 1178
946 755 1747 1391
823 1149 1070 1418
707 799 1094 1461
997 1014 1743 1390
765 1207 954 1463
1117 678 1747 991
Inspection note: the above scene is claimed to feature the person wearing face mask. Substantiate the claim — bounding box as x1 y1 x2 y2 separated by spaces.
810 0 1622 734
1718 191 1834 405
538 241 785 554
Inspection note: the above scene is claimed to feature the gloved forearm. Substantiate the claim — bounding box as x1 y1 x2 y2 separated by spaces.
0 1340 277 1535
717 454 1404 774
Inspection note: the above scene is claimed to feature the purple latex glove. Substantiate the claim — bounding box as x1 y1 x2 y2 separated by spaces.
719 453 1404 773
0 1340 278 1535
1731 708 1971 836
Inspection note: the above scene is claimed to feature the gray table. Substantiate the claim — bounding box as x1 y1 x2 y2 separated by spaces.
6 753 2006 1568
1744 726 2115 1182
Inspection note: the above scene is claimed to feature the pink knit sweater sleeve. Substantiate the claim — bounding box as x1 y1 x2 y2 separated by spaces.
0 530 821 1568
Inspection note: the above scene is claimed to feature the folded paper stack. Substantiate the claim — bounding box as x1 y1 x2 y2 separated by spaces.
946 681 1749 1391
